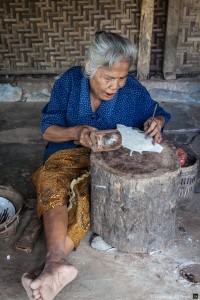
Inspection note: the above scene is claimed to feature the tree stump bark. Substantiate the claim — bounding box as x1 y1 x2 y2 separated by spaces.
90 139 181 253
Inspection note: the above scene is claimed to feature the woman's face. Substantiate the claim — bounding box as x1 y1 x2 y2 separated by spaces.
89 60 129 101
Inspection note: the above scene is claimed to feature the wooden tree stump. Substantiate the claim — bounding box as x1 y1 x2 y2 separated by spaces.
90 139 181 253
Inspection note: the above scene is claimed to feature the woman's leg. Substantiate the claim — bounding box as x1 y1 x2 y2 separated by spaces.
22 205 77 300
43 205 73 256
22 148 90 300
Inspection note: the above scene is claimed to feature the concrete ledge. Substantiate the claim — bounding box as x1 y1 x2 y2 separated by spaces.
0 75 200 103
141 78 200 103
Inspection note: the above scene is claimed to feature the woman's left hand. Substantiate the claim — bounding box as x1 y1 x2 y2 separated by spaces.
143 116 165 145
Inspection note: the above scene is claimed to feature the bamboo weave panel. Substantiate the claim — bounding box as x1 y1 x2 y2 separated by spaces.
0 0 167 74
176 0 200 74
0 0 141 74
150 0 168 73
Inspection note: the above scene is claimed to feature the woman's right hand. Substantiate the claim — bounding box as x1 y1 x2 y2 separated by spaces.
75 125 97 149
43 124 97 147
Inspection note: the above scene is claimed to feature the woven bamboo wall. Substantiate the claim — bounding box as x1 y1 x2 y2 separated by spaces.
176 0 200 74
0 0 167 74
150 0 168 73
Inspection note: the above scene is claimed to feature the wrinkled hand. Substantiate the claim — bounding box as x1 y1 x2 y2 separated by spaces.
74 125 97 148
143 116 164 145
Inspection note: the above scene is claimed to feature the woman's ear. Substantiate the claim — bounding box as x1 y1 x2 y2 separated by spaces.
84 60 90 77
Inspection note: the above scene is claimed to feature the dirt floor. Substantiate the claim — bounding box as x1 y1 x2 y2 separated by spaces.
0 102 200 300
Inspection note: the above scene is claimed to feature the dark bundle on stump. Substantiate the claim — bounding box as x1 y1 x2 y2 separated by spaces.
90 139 181 253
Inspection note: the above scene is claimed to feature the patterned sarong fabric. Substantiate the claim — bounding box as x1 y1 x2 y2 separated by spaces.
32 147 91 249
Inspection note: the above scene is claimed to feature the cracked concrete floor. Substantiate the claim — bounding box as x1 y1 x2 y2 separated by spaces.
0 102 200 300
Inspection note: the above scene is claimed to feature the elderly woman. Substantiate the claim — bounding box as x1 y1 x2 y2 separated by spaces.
22 31 170 300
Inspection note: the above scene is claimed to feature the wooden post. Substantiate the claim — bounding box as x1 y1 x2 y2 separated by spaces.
163 0 181 79
137 0 154 80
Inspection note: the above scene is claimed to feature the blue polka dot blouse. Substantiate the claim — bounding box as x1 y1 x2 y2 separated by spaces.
41 66 171 161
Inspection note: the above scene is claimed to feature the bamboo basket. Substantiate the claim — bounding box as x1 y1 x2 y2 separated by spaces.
178 156 199 199
0 185 24 237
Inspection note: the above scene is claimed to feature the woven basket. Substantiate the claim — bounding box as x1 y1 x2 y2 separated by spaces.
179 156 199 198
0 185 24 237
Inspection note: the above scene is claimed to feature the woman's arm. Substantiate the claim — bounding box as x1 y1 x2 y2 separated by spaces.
43 124 97 148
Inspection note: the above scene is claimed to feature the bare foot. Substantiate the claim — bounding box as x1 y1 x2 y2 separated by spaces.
22 236 75 300
22 264 44 299
22 273 35 300
28 259 78 300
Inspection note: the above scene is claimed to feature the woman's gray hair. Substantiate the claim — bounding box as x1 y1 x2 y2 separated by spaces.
84 31 137 78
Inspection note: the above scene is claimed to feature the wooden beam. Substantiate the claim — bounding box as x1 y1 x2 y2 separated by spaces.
163 0 181 79
137 0 154 80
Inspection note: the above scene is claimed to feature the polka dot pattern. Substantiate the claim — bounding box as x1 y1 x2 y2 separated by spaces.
41 66 171 161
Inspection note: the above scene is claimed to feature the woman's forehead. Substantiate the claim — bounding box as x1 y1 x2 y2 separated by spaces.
97 61 129 76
